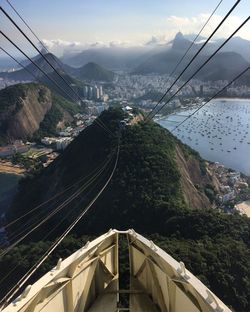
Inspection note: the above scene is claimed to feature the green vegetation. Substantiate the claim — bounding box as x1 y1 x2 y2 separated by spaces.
33 93 81 140
12 153 43 172
0 83 40 113
33 101 63 139
75 62 115 82
52 94 81 116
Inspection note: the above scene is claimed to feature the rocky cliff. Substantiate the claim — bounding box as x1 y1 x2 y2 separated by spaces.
0 84 52 142
0 83 82 144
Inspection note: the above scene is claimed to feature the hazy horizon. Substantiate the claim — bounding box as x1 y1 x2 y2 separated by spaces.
1 0 249 57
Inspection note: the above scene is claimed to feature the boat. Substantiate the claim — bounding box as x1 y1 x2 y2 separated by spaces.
1 230 232 312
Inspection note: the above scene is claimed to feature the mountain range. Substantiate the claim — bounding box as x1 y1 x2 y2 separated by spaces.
133 33 250 82
61 33 250 74
1 32 250 86
0 54 116 84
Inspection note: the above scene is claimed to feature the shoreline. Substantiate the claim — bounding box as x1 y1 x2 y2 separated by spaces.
214 97 250 101
235 201 250 218
0 161 26 175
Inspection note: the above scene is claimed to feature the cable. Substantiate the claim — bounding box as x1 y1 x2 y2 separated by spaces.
0 151 116 296
1 138 120 307
0 199 79 290
149 16 250 119
145 0 241 120
2 150 113 230
0 151 114 258
171 66 250 133
5 151 115 244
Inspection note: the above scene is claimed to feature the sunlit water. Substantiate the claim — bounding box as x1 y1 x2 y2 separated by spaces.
158 99 250 176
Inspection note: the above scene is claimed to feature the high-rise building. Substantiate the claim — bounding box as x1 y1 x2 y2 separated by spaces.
93 86 100 100
99 85 103 97
88 86 93 99
83 86 88 98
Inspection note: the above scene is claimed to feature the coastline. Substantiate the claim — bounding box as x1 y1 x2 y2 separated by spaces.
0 161 26 175
214 97 250 101
235 201 250 218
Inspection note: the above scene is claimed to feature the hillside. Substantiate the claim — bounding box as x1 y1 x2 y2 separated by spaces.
3 108 250 311
0 83 81 144
72 62 115 82
8 108 215 232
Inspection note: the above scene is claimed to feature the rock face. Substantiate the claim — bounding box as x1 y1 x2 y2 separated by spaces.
175 145 211 209
0 83 52 142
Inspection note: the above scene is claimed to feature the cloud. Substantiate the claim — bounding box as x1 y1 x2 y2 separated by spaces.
40 39 85 55
145 35 169 46
164 14 249 41
40 13 249 56
40 39 142 56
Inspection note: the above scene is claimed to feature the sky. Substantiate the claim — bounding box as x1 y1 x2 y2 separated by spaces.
0 0 250 57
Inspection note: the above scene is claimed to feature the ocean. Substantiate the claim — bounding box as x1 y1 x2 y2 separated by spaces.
158 98 250 176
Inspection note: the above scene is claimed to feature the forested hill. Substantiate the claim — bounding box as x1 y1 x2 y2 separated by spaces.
8 108 214 233
3 108 250 311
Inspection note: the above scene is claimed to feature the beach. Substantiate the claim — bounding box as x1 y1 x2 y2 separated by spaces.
235 200 250 217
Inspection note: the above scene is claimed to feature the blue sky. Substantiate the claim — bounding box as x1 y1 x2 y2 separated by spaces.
1 0 249 56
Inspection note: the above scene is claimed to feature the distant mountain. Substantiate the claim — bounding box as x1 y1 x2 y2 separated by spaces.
72 62 115 82
183 33 206 42
0 83 81 144
134 32 250 83
0 53 92 104
62 46 157 71
0 53 72 82
194 51 249 82
214 36 250 63
170 32 194 52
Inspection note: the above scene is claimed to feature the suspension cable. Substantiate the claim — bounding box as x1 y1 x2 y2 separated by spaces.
0 150 115 258
2 151 113 230
0 138 120 307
